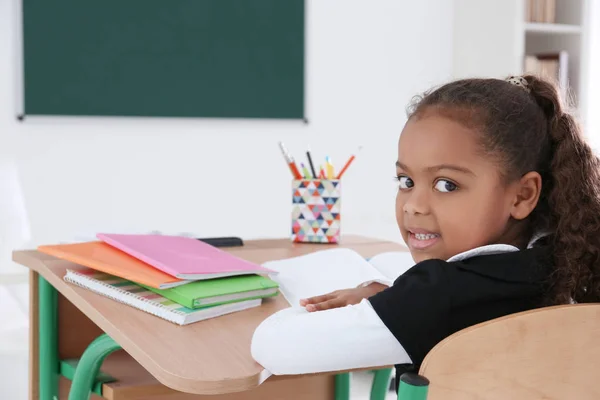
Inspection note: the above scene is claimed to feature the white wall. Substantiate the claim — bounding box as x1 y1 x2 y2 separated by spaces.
453 0 524 79
0 0 454 272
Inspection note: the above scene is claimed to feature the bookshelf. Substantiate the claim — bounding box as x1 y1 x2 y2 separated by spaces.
524 23 582 35
453 0 595 131
523 0 589 115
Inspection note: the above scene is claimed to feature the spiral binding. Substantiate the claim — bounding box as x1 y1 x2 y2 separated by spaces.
64 270 184 325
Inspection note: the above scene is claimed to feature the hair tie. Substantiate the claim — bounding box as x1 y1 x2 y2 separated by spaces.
505 76 530 93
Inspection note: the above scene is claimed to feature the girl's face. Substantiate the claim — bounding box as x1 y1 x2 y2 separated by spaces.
396 113 534 263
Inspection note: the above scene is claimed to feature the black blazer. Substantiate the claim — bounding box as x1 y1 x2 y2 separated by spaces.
368 246 552 390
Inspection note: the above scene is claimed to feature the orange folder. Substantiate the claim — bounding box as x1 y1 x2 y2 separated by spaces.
38 241 190 289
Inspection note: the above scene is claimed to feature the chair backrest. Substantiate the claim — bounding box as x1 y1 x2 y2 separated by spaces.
418 304 600 399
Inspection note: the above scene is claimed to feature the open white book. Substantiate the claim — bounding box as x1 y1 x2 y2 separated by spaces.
263 248 415 307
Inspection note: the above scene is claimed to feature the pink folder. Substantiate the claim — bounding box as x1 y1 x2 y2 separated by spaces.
96 233 276 280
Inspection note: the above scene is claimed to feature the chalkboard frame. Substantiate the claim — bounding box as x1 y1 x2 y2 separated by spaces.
20 0 306 121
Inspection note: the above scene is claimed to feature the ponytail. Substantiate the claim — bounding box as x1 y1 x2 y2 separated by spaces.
527 76 600 304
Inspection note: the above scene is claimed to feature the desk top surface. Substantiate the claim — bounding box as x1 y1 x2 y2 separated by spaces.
13 235 406 395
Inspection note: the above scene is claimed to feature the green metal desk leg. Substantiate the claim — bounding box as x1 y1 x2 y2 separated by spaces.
39 275 59 400
335 373 351 400
370 368 393 400
397 373 429 400
68 334 122 400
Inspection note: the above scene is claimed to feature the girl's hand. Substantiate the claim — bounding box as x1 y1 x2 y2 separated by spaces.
299 283 387 312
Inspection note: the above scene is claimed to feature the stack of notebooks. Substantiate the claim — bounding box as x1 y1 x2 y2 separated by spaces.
38 233 279 325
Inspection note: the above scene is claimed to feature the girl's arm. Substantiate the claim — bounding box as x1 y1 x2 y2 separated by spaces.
251 298 411 375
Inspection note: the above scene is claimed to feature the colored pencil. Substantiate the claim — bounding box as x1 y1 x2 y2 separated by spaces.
319 165 326 179
301 163 312 179
278 142 303 180
336 146 362 179
306 149 317 180
325 156 334 179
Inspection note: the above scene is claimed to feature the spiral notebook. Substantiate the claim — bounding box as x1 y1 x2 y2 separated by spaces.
64 268 261 325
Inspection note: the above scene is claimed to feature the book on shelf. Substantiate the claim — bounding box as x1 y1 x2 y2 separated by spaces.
526 0 556 24
524 51 568 96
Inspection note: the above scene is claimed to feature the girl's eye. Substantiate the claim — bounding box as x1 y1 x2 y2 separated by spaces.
397 176 414 189
434 179 458 193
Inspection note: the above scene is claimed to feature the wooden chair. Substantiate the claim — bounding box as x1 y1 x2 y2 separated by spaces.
397 304 600 399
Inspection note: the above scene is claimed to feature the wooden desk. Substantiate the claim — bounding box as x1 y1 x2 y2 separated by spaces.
14 235 405 399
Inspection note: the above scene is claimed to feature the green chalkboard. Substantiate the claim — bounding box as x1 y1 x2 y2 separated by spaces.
22 0 305 119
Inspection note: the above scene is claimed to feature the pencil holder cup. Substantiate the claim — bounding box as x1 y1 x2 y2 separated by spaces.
291 179 341 244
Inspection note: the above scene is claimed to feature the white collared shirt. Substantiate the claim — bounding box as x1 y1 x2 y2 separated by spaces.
251 243 528 376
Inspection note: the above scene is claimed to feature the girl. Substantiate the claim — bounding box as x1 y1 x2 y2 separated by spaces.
251 75 600 385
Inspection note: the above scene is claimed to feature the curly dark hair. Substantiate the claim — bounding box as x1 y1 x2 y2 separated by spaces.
407 75 600 305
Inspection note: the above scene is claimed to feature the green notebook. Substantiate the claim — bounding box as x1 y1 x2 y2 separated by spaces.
141 274 279 309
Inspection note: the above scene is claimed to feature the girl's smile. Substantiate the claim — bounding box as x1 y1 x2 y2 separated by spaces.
406 229 441 251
